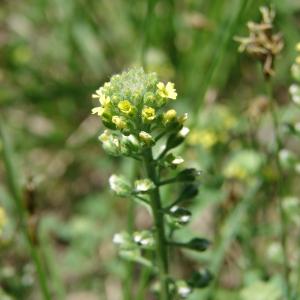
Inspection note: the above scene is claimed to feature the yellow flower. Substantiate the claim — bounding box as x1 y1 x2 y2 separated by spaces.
99 94 110 106
92 87 103 99
92 88 110 106
163 109 177 124
112 116 127 129
296 56 300 65
0 207 7 234
91 106 105 116
142 106 156 121
139 131 154 144
296 42 300 52
118 100 134 115
157 82 177 100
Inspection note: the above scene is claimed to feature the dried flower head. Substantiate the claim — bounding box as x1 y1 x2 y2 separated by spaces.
235 6 283 78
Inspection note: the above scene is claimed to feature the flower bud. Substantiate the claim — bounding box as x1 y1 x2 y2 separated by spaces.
118 100 135 115
122 134 140 153
139 131 154 146
142 106 156 121
109 174 132 196
289 84 300 105
163 109 177 125
134 179 155 192
175 281 192 299
169 206 192 226
133 230 155 249
112 116 127 130
178 127 190 138
163 153 184 168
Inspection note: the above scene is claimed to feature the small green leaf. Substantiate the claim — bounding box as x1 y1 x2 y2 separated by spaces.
112 232 133 249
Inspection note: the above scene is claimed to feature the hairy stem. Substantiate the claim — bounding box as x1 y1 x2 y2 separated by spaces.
143 149 170 300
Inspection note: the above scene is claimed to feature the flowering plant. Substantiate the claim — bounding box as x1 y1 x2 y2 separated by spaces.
92 68 211 299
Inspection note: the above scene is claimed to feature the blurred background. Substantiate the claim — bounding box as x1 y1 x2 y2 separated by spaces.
1 0 300 299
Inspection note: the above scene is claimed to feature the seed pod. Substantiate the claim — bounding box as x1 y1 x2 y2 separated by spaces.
185 238 210 252
187 270 213 289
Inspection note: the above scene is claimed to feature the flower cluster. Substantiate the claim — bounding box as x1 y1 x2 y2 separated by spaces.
92 68 187 157
235 6 283 78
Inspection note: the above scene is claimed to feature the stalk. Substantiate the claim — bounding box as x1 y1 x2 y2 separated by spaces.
266 79 290 300
122 160 138 300
136 263 152 300
0 122 51 300
143 148 170 300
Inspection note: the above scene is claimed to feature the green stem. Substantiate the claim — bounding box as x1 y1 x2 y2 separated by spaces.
122 160 138 300
143 149 170 300
136 264 152 300
0 122 51 300
266 80 290 300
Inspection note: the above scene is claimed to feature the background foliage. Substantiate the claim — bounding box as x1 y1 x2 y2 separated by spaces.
1 0 300 299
